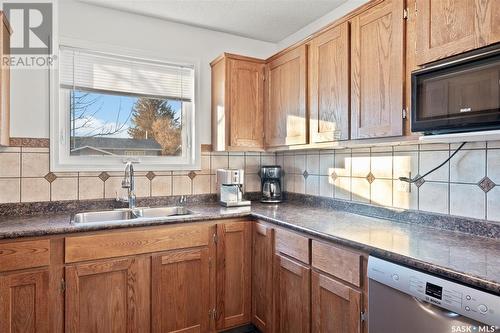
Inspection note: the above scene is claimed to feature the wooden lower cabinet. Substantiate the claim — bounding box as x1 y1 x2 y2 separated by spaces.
216 222 252 330
0 269 50 333
274 254 311 333
311 271 362 333
252 222 274 332
151 247 211 333
65 257 150 333
0 220 370 333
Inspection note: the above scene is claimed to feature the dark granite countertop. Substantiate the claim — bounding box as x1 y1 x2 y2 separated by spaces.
0 200 499 295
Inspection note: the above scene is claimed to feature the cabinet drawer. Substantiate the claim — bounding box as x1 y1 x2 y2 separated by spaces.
312 241 362 287
0 239 50 272
275 228 310 264
65 223 211 263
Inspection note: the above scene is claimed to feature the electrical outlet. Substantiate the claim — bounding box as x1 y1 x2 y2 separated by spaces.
397 172 412 193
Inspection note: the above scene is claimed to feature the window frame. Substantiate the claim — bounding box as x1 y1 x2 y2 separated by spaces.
50 38 201 172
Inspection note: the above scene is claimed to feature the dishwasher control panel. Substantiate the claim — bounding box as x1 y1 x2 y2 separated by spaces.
368 256 500 327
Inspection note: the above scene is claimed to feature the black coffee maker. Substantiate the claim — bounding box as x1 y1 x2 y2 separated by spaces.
260 166 282 203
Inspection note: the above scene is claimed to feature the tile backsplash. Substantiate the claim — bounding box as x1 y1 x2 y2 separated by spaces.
2 140 500 224
276 142 500 223
0 145 274 204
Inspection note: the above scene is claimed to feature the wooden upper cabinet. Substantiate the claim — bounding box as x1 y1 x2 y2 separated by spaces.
216 222 252 330
351 0 404 139
265 45 307 147
274 254 311 333
252 222 274 333
0 269 50 333
65 257 150 333
309 22 350 143
211 54 265 151
489 0 500 44
311 271 362 333
0 12 11 146
416 0 500 65
152 248 211 333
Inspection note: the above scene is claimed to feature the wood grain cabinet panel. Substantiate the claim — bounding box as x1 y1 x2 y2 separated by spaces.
265 45 307 147
312 240 362 287
416 0 500 65
65 224 210 263
489 0 500 44
152 248 211 333
311 271 362 333
228 58 265 149
273 254 310 333
252 222 274 332
65 257 150 333
216 222 252 330
211 54 265 151
275 228 310 264
309 22 350 143
0 269 49 333
0 239 50 272
351 0 404 139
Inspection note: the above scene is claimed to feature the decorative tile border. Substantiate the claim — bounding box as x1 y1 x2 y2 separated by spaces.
0 146 274 205
5 137 500 225
9 137 49 147
276 141 500 224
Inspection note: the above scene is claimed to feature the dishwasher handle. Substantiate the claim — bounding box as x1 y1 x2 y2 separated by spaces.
413 297 461 319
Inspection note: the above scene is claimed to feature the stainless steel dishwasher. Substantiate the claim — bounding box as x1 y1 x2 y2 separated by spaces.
368 256 500 333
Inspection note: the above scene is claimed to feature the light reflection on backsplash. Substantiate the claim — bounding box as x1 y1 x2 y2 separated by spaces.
276 141 500 223
3 140 500 223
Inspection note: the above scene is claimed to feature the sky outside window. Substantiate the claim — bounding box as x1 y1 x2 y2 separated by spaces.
69 89 184 157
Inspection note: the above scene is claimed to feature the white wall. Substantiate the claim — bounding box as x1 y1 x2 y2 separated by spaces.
10 0 277 143
10 0 370 143
277 0 370 49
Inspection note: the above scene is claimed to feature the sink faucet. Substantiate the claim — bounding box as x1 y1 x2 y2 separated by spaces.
119 162 136 209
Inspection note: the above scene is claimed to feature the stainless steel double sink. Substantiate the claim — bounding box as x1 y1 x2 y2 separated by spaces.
72 206 196 224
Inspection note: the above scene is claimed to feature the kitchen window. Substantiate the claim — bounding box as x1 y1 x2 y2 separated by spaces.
51 45 198 171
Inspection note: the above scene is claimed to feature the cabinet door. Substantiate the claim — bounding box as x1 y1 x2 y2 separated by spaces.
152 247 211 333
416 0 500 65
309 22 349 143
252 223 274 332
274 254 310 333
0 270 49 333
65 257 150 333
351 0 404 139
488 0 500 44
216 222 252 330
311 271 362 333
265 45 307 147
228 59 265 149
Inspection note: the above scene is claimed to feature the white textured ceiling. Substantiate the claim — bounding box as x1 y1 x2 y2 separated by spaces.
79 0 348 43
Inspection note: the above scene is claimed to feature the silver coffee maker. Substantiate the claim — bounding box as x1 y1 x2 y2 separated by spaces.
260 166 282 203
216 169 251 207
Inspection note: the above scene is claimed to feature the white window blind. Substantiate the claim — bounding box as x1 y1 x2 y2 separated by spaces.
60 46 194 101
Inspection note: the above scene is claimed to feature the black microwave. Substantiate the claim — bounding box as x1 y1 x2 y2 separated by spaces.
411 46 500 134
